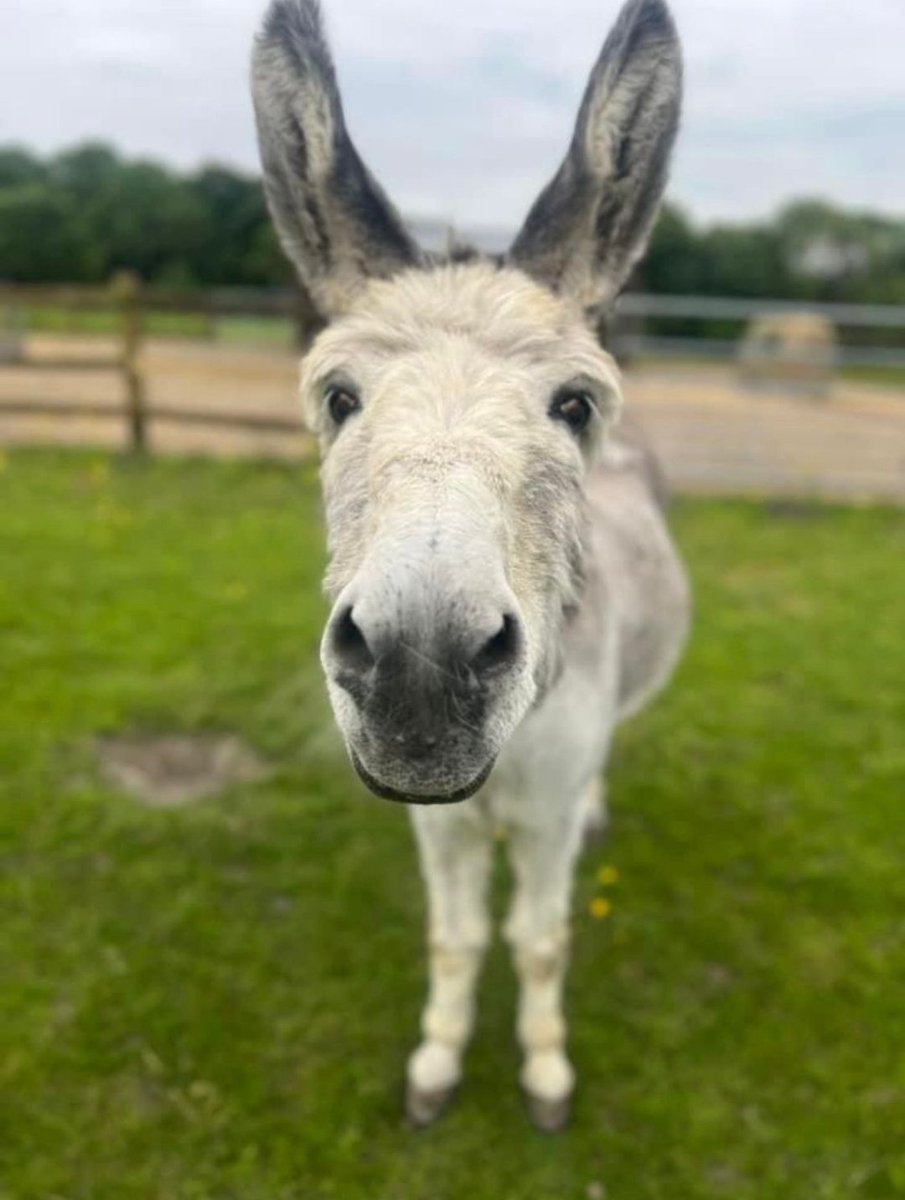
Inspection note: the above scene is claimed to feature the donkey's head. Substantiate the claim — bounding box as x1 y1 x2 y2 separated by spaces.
253 0 681 804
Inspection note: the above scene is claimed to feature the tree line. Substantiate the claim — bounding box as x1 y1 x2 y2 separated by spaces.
0 143 287 289
2 142 904 305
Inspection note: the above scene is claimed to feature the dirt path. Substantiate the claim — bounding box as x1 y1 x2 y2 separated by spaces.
627 365 905 502
2 336 904 501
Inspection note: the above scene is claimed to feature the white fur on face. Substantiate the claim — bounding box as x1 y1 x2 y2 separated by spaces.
302 261 621 558
302 261 624 783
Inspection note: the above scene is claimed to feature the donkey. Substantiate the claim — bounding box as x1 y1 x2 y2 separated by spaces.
252 0 690 1131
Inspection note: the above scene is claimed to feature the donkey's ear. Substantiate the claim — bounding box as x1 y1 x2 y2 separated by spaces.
252 0 421 319
509 0 682 315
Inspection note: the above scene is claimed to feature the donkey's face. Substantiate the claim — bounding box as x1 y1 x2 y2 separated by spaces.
300 263 619 800
253 0 682 802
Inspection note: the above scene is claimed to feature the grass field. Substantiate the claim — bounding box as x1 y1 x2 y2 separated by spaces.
2 450 904 1200
21 305 295 347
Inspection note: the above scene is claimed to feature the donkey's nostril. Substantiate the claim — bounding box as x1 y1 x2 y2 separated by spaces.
331 606 375 673
472 613 521 677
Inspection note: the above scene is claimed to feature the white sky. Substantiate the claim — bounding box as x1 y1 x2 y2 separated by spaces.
3 0 904 232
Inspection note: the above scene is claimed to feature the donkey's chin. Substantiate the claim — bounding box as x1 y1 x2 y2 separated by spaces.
350 749 496 806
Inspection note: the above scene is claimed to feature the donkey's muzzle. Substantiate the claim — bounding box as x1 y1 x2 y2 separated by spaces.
322 597 525 803
327 605 522 694
350 749 496 806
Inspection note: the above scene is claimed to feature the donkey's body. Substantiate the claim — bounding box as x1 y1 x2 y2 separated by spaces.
252 0 689 1129
406 407 689 1131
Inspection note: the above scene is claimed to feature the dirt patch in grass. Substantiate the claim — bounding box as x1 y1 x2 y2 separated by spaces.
99 733 268 807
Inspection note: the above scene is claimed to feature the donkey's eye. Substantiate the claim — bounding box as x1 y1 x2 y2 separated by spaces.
550 389 594 435
326 385 361 427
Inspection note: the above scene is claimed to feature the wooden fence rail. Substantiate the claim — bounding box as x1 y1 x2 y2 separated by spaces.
0 277 314 453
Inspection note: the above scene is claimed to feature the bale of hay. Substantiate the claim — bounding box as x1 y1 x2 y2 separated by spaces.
738 312 838 398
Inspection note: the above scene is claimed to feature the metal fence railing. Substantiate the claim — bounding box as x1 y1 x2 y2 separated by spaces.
611 294 905 374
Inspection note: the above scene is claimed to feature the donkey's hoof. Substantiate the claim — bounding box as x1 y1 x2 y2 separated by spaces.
405 1082 457 1128
525 1090 572 1133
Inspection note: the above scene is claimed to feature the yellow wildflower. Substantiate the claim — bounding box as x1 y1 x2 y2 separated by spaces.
597 865 620 887
589 897 612 921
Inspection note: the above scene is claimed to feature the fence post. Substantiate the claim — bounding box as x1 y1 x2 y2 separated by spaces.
113 271 148 454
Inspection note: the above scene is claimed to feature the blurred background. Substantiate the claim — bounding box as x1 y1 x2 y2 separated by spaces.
2 3 904 1198
2 0 905 490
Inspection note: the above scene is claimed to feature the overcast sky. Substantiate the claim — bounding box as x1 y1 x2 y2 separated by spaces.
3 0 904 233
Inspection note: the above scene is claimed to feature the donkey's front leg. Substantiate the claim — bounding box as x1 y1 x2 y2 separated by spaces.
504 805 586 1132
406 806 492 1126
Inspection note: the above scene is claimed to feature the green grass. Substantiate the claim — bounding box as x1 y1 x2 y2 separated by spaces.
23 304 212 340
840 364 905 388
1 450 904 1200
215 316 295 347
19 305 294 347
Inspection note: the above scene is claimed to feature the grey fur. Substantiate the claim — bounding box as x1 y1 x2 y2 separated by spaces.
509 0 682 314
252 0 421 317
253 0 680 320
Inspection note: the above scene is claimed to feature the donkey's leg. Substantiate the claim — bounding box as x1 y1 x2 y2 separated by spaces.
503 807 585 1132
581 774 609 848
406 806 493 1126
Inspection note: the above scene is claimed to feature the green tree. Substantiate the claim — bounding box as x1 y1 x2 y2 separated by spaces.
776 199 905 305
643 203 704 294
49 143 119 205
0 185 91 281
2 140 905 300
77 159 207 283
0 147 46 190
698 224 791 298
189 166 274 285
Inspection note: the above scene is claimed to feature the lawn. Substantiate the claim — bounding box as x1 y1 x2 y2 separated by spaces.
1 450 904 1200
21 305 295 347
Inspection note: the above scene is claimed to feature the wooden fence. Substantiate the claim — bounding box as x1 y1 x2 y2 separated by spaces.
0 277 317 453
3 279 905 458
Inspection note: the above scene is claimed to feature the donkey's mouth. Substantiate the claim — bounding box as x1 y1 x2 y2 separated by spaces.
350 751 495 806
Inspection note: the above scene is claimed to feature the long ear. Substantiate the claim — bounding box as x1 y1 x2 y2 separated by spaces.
251 0 421 319
509 0 682 315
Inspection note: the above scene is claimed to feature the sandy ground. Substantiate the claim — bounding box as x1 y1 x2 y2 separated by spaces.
2 335 904 501
625 364 905 502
